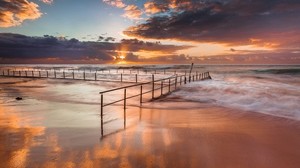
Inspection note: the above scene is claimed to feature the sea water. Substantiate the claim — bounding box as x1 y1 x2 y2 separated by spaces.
1 64 299 121
168 65 300 120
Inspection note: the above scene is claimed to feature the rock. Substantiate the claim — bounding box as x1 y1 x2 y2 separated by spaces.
16 97 23 100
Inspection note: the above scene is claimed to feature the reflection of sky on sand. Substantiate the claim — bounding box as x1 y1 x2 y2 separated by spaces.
1 77 300 167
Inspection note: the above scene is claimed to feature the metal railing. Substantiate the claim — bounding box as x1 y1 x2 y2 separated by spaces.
99 71 211 136
0 68 200 83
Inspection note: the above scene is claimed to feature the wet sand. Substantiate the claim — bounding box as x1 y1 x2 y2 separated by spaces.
1 100 300 168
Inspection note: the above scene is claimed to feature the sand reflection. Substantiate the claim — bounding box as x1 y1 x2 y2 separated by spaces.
1 101 300 168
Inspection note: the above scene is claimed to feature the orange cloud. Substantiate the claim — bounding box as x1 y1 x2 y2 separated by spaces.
144 2 166 14
0 0 42 28
122 5 143 20
40 0 53 4
103 0 126 8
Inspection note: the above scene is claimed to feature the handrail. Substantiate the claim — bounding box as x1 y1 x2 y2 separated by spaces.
99 71 211 111
99 74 181 94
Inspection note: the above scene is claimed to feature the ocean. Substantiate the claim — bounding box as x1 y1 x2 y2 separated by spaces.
0 64 299 121
169 65 300 120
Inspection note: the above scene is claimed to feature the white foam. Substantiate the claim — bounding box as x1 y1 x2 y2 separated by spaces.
169 73 300 120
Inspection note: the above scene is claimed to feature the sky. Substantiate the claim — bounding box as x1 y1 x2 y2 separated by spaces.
0 0 300 64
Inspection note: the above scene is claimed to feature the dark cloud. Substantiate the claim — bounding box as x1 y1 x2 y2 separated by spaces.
0 33 192 63
135 50 300 64
119 38 191 52
104 37 116 42
124 0 300 47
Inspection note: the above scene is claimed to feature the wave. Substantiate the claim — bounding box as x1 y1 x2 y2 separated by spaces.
252 68 300 75
167 73 300 120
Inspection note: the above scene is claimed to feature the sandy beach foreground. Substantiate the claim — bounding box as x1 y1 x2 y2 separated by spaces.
1 100 300 168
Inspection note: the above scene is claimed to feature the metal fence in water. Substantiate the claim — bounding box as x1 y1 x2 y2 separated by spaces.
99 72 211 136
0 67 211 136
0 68 199 83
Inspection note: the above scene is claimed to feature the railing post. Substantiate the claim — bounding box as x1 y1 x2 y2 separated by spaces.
121 73 123 82
180 76 182 85
63 71 65 78
39 71 41 78
161 80 163 95
140 85 143 105
168 78 171 93
46 71 49 78
152 74 154 99
135 74 137 83
95 73 97 80
184 75 186 84
124 88 126 128
19 71 21 76
72 72 74 79
175 76 177 89
32 71 34 77
25 71 28 77
83 71 86 80
100 94 104 136
54 71 56 78
124 89 126 110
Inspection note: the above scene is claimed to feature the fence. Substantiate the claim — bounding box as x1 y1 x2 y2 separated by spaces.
99 71 211 136
0 68 202 83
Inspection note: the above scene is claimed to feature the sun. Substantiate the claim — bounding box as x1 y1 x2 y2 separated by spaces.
119 55 125 60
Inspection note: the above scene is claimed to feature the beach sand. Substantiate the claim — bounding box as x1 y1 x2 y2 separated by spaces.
1 100 300 168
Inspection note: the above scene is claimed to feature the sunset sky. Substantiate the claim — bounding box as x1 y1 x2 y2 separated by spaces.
0 0 299 64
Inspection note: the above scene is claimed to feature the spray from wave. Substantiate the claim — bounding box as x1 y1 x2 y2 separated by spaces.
168 66 300 120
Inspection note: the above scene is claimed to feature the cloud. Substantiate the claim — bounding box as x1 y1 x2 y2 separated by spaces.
0 0 42 28
119 38 191 53
144 1 168 14
124 0 300 48
0 33 191 63
40 0 53 4
122 5 143 20
102 0 126 8
102 0 143 20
